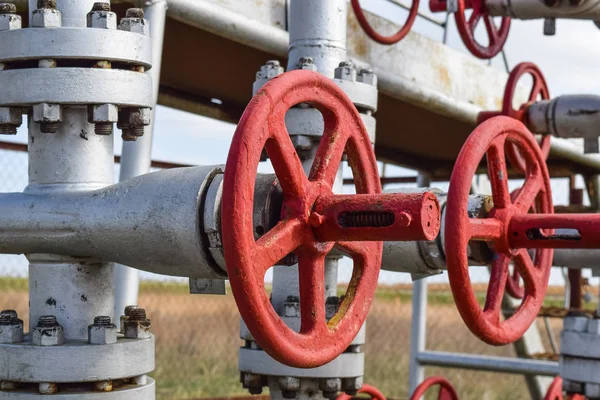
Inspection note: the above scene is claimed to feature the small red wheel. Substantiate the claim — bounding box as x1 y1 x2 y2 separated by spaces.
351 0 419 45
222 70 384 368
478 62 551 173
411 377 459 400
337 384 386 400
445 116 554 345
455 0 510 59
544 377 586 400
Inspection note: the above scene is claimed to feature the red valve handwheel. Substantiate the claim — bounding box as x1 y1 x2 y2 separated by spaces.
337 384 386 400
222 70 385 368
478 62 551 173
544 377 586 400
456 0 510 59
410 377 459 400
351 0 419 45
445 116 554 345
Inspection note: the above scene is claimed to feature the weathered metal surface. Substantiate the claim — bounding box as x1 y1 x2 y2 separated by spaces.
350 0 417 44
222 70 382 368
445 116 553 345
486 0 600 20
509 213 600 249
410 376 459 400
429 0 510 59
337 383 386 400
478 62 552 172
0 378 155 399
312 192 440 242
0 336 155 382
221 71 382 368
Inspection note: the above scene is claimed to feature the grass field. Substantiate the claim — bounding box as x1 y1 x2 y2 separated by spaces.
0 278 583 400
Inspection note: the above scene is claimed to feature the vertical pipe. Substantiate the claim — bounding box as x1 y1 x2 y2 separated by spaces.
408 174 430 395
29 0 97 27
114 0 167 324
287 0 347 78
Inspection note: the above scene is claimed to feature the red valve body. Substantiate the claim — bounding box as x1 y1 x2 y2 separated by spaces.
312 192 440 242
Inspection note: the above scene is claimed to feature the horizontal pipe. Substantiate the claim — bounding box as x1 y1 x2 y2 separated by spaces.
509 214 600 249
486 0 600 19
417 351 559 376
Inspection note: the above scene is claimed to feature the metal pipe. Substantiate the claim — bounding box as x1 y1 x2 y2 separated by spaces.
408 277 428 395
115 0 168 328
417 351 560 376
568 269 582 310
486 0 600 19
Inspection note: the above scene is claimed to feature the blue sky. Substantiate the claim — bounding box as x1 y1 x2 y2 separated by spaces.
1 5 597 287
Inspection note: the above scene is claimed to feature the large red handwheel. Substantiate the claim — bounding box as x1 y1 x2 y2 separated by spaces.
455 0 510 59
337 384 386 400
222 70 436 368
351 0 419 44
544 377 586 400
445 116 554 345
410 377 459 400
478 63 551 173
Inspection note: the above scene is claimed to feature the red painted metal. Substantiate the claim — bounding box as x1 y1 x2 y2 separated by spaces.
544 377 585 400
508 213 600 249
429 0 509 59
445 116 554 345
351 0 419 45
222 70 440 368
410 377 459 400
336 384 386 400
312 192 440 242
478 62 551 172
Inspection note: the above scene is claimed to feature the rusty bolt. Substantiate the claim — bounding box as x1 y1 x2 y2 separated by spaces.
119 8 148 35
124 308 151 339
0 310 23 344
94 380 113 392
120 305 139 332
335 61 357 82
358 68 377 86
278 376 300 399
342 376 363 396
89 104 118 136
87 2 116 29
32 315 64 346
31 1 61 28
39 382 58 395
33 103 62 134
242 372 265 395
89 316 117 345
0 107 22 135
0 3 20 31
0 381 17 390
320 378 342 400
118 108 150 141
296 57 317 71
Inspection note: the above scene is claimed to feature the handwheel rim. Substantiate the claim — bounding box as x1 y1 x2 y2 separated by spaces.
502 62 551 173
455 0 510 59
222 70 382 368
445 116 553 345
410 377 460 400
351 0 419 45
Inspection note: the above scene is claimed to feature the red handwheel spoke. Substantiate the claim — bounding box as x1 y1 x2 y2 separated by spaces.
253 218 308 278
468 8 482 32
486 137 511 209
483 254 510 316
513 174 542 213
297 248 328 336
484 16 499 44
469 218 503 241
513 248 541 297
309 118 349 189
265 132 309 199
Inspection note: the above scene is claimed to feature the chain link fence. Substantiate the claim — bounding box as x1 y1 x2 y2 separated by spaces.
0 142 588 399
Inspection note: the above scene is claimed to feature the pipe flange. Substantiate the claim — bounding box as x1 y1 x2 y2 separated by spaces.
0 68 152 107
0 28 151 68
0 379 155 399
0 336 154 383
239 347 364 378
333 79 378 112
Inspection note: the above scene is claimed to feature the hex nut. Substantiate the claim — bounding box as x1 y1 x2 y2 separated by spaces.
335 61 357 82
0 107 22 126
89 104 118 123
0 310 23 344
341 376 363 396
128 108 151 127
279 376 300 399
88 323 118 345
32 325 64 346
119 15 149 36
242 372 265 395
87 10 117 30
320 378 342 400
33 103 62 124
358 69 377 86
31 8 62 28
283 296 300 318
296 57 317 72
257 60 284 80
0 13 21 31
123 310 151 340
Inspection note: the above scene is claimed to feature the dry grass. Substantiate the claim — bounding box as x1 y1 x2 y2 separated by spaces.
0 281 570 400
